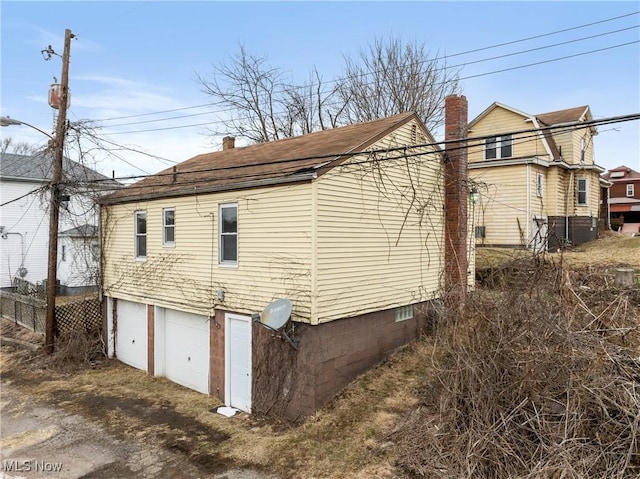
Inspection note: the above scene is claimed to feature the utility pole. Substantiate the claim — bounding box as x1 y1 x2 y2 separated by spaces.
45 28 74 355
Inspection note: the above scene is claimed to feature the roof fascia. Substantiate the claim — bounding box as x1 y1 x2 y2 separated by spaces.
469 102 531 129
101 172 316 206
0 176 48 184
530 116 555 159
468 156 552 169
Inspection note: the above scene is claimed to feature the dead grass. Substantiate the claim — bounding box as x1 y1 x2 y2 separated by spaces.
477 231 640 270
1 234 639 478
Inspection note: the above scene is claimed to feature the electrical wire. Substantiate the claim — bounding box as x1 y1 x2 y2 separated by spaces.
61 113 639 191
91 11 639 125
96 39 639 137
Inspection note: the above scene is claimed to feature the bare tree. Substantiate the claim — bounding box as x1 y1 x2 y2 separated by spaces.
198 38 460 143
1 137 38 155
197 46 342 143
337 37 460 132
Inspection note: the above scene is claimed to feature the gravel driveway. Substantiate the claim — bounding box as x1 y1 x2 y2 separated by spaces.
0 379 274 479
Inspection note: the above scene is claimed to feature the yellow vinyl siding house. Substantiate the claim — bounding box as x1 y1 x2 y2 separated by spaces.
100 112 466 419
469 102 605 250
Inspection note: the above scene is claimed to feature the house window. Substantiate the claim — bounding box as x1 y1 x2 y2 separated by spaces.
626 184 634 197
61 245 66 262
163 208 175 246
577 178 588 206
395 305 414 322
536 173 544 198
485 134 512 160
219 203 237 265
135 211 147 259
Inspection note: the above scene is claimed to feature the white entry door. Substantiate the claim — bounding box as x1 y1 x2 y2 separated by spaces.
225 314 252 412
164 309 210 394
115 300 148 371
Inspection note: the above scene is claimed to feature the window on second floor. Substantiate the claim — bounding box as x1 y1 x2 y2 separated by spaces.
536 173 544 198
485 134 512 160
135 211 147 259
163 208 175 246
577 178 588 206
627 184 634 197
219 203 237 265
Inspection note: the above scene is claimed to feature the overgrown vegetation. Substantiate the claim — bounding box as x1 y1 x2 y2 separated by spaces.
2 237 639 478
395 258 640 479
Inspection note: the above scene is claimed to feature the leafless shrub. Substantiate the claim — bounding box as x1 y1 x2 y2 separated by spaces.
47 330 104 369
395 259 640 478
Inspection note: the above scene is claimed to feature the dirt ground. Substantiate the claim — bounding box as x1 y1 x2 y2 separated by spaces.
1 233 638 478
0 316 421 479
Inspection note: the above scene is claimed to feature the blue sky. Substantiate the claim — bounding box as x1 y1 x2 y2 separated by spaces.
1 1 639 179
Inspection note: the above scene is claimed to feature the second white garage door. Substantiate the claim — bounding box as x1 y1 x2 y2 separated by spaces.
162 309 210 394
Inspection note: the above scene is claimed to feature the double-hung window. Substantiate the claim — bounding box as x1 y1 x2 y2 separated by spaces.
163 208 175 246
485 134 512 160
135 211 147 259
219 203 238 265
577 178 588 206
626 184 634 197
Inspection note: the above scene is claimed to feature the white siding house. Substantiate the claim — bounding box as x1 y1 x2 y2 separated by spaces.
0 151 119 292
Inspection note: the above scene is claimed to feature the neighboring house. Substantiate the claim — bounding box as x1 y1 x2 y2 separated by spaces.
0 151 119 293
100 104 474 419
602 165 640 235
468 103 606 251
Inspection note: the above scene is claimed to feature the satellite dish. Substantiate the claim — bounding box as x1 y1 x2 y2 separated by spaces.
260 298 292 331
254 298 298 350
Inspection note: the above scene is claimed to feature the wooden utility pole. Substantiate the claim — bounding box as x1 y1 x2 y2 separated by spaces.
45 28 74 354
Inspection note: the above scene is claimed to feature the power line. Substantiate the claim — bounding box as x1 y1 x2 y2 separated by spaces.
67 113 639 191
97 39 639 137
0 185 48 207
99 24 639 130
90 11 639 125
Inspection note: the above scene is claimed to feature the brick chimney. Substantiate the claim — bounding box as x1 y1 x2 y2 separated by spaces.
222 136 235 150
444 95 469 297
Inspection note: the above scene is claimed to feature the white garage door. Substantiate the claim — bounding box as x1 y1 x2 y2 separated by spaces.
115 300 148 371
164 309 210 394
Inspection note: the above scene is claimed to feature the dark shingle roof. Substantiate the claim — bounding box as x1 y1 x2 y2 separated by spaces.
102 112 424 205
602 165 640 181
535 106 590 126
1 151 118 186
59 224 98 237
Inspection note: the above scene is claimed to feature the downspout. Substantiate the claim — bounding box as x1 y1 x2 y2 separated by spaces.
526 164 531 247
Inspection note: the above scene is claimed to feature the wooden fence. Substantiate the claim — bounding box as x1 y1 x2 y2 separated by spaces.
0 291 101 336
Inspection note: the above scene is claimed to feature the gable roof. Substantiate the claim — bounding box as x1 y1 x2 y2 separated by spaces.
535 105 590 126
102 112 428 205
468 102 531 129
0 151 118 186
469 103 594 161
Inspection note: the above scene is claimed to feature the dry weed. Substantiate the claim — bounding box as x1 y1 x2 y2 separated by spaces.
395 259 640 479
